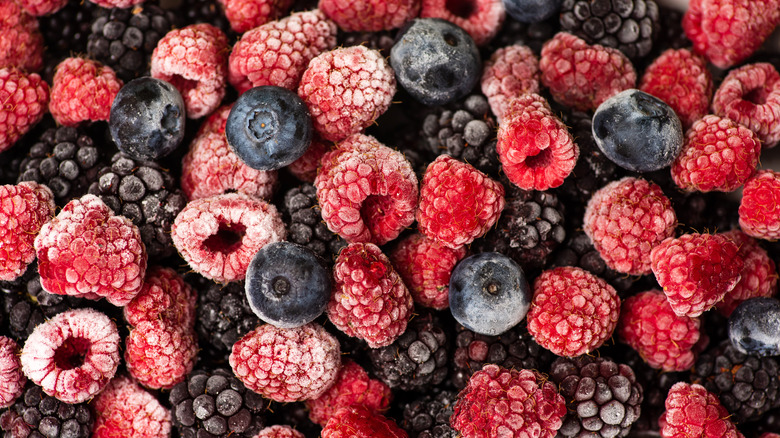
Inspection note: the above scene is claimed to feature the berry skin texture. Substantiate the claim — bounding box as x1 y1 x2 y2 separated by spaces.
321 405 407 438
327 242 414 348
229 322 341 402
125 320 198 390
224 0 294 33
0 0 44 72
583 177 677 276
416 155 505 249
717 230 778 316
503 0 562 23
0 67 49 154
480 43 540 122
16 0 67 15
728 297 780 357
34 194 147 306
20 308 121 404
739 170 780 240
420 0 506 46
124 266 196 330
496 93 578 191
49 57 123 127
255 425 305 438
319 0 421 32
92 375 172 438
0 182 55 282
660 382 744 438
287 135 332 183
0 337 24 408
88 0 144 8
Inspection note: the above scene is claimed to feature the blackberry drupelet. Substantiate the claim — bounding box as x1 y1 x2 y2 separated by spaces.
339 30 396 57
2 383 94 438
487 14 560 55
196 281 261 364
281 183 347 264
180 0 232 36
38 0 99 82
643 5 690 64
401 389 458 438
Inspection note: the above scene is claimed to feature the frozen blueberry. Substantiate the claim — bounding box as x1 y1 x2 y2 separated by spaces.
592 88 683 172
503 0 563 23
729 297 780 357
245 241 331 329
109 77 186 161
390 18 481 106
225 85 312 171
449 252 532 336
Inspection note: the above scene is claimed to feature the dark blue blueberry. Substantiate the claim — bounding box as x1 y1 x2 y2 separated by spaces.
225 85 312 171
592 88 683 172
390 18 481 106
109 77 185 161
728 297 780 357
245 241 331 329
503 0 563 23
448 252 531 336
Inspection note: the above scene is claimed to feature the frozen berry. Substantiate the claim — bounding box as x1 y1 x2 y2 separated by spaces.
503 0 562 23
0 182 55 282
728 297 780 358
92 375 171 438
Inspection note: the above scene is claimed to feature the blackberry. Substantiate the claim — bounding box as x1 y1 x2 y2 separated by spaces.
2 383 94 438
281 183 347 264
38 0 99 82
642 5 690 65
339 30 396 57
487 14 561 55
401 389 458 438
179 0 232 36
196 281 261 364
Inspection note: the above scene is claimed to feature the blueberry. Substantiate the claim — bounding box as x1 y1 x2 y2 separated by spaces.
109 77 186 161
728 297 780 357
245 241 331 329
502 0 563 23
592 88 683 172
449 252 531 336
225 85 312 171
390 18 481 106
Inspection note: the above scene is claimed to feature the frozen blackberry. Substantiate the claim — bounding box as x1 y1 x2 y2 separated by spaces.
339 30 396 57
401 389 458 438
39 0 99 82
668 191 739 234
196 281 261 363
487 14 560 55
281 183 347 264
3 383 94 438
180 0 232 36
643 5 690 64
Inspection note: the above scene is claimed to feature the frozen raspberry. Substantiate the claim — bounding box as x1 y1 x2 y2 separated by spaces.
0 67 49 154
124 266 196 329
92 375 172 438
327 242 414 348
420 0 505 46
34 194 147 306
0 337 24 408
619 290 702 372
228 9 338 93
0 182 55 281
416 155 505 249
255 425 305 438
540 32 636 112
712 62 780 148
125 320 197 390
287 135 332 183
305 359 392 426
315 134 418 245
717 230 779 316
660 382 744 438
583 177 677 276
16 0 67 16
229 322 341 402
89 0 144 7
650 233 744 318
451 364 566 438
171 192 286 283
496 93 578 191
0 0 44 72
527 266 620 357
298 45 396 142
20 308 121 404
151 24 229 119
639 48 712 129
49 57 123 127
224 0 294 33
322 405 407 438
739 170 780 240
480 44 540 122
319 0 420 32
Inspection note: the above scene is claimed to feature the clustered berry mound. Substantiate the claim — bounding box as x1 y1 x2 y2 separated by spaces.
0 336 24 408
0 67 50 153
739 170 780 240
49 57 123 127
92 375 171 438
0 182 54 281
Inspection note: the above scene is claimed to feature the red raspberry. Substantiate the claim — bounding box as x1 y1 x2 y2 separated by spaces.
320 0 420 32
0 67 49 153
420 0 505 46
228 9 338 93
89 0 144 7
124 266 196 329
20 308 121 404
315 134 418 245
717 230 778 316
650 233 744 318
151 24 229 119
388 232 467 309
321 405 407 438
197 101 231 136
480 44 540 122
255 425 305 438
49 57 123 127
540 32 636 112
34 194 147 306
16 0 67 16
527 266 620 357
583 177 677 276
224 0 294 33
286 135 332 183
618 290 702 372
660 382 744 438
92 375 172 438
739 170 780 240
229 322 341 402
671 115 761 193
0 0 44 72
0 337 24 408
496 93 578 191
0 181 55 281
416 155 505 249
327 242 414 348
639 48 713 129
451 364 567 438
125 320 197 390
171 192 286 283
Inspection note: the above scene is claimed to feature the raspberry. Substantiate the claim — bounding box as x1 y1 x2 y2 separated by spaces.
20 308 121 404
739 170 780 240
0 337 24 408
583 177 677 276
420 0 506 46
650 233 745 318
151 24 229 119
15 0 67 16
527 266 621 357
224 0 294 33
480 44 540 122
125 320 197 390
639 48 713 128
255 425 305 438
327 242 414 348
660 382 744 438
0 67 49 154
315 134 418 245
298 45 396 142
0 182 55 281
229 322 341 402
539 32 636 112
388 232 467 309
89 0 144 8
0 0 44 72
321 405 407 438
496 93 578 191
228 9 338 93
451 364 567 438
92 375 172 438
416 155 505 249
124 266 196 330
717 230 778 316
319 0 420 32
171 192 286 283
618 290 702 372
671 115 761 193
34 194 147 306
286 135 332 183
49 57 123 127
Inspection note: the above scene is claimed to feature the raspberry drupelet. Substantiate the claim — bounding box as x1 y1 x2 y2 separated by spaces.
0 181 55 281
480 43 540 123
321 405 407 438
319 0 421 32
15 0 68 16
660 382 744 438
125 319 198 390
717 230 779 316
738 170 780 240
49 57 123 127
420 0 506 46
223 0 295 33
0 67 50 154
0 336 25 408
0 0 44 72
124 266 196 329
92 375 172 438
